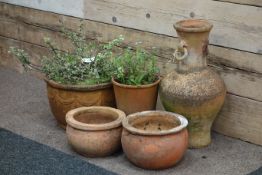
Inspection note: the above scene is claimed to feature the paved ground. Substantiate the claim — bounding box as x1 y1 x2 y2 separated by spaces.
0 66 261 175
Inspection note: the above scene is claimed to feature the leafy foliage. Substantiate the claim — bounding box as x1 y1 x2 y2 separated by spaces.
113 45 160 85
9 25 123 85
9 47 31 70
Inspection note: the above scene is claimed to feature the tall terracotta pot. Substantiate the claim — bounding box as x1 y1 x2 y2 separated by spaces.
46 79 116 128
112 78 160 115
159 19 226 148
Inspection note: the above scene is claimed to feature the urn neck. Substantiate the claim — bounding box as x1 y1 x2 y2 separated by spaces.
174 19 213 73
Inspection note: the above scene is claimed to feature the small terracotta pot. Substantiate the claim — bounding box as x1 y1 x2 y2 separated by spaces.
112 78 160 115
66 106 125 157
121 111 188 170
46 79 116 128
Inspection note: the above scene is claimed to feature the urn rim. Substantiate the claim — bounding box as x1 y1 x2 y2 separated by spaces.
66 106 125 131
174 19 213 33
122 110 188 136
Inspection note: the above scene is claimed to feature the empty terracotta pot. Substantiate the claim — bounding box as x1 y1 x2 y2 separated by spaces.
121 111 188 170
112 78 160 115
46 79 116 129
66 106 125 157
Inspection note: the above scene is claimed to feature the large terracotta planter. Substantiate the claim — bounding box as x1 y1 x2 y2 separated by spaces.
159 19 226 148
112 78 160 115
66 106 125 157
121 111 188 170
46 79 116 128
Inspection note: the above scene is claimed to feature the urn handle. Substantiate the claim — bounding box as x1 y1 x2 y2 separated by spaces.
173 40 188 61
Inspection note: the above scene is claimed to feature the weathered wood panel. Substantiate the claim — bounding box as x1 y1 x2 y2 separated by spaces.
208 47 262 74
1 3 261 75
0 36 47 78
213 94 262 145
1 16 262 102
1 3 262 102
214 0 262 7
83 0 262 54
0 0 261 53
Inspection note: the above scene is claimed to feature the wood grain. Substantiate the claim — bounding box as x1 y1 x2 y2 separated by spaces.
1 18 262 102
213 94 262 146
1 3 262 101
83 0 262 53
0 35 47 78
0 0 261 53
1 2 261 74
214 0 262 7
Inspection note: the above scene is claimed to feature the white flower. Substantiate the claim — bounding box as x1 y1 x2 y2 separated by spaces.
135 41 143 45
119 35 124 40
82 57 95 63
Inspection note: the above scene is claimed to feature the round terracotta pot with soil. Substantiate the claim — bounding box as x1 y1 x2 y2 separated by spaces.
112 78 160 115
46 79 116 128
121 111 188 170
66 106 126 157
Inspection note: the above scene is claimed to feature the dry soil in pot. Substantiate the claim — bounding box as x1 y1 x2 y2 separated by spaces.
121 111 188 170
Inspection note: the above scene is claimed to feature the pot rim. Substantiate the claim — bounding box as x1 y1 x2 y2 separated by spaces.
112 77 161 89
45 78 112 91
122 111 188 136
174 19 213 33
66 106 126 131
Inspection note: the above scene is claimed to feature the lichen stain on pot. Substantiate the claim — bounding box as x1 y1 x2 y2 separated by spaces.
121 111 188 170
159 19 226 148
46 79 116 128
66 106 125 157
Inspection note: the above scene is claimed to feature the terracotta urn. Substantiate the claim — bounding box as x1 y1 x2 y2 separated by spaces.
121 111 188 170
159 19 226 148
112 78 160 115
66 106 125 157
46 79 116 128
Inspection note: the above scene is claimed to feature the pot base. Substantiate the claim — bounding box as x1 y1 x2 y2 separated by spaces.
57 123 66 129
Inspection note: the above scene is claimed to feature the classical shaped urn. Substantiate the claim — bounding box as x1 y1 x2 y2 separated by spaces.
159 19 226 148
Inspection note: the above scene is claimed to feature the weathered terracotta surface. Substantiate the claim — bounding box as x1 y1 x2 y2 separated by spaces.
46 79 116 128
159 19 226 148
66 106 125 157
121 111 188 170
112 78 160 115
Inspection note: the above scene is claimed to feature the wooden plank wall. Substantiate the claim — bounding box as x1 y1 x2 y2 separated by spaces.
0 1 261 145
215 0 262 7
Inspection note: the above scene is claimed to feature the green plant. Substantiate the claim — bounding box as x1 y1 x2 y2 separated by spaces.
113 43 159 85
9 25 123 85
